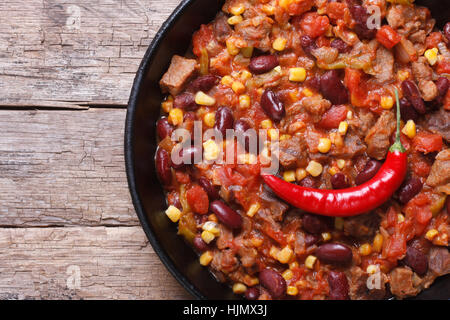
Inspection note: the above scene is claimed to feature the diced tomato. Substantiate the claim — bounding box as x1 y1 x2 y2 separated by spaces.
286 0 314 16
436 57 450 74
326 2 348 21
413 132 443 154
192 25 214 57
344 68 368 107
425 32 443 49
444 89 450 111
404 192 433 235
318 105 348 129
175 170 190 184
299 12 330 38
376 25 401 49
186 185 209 215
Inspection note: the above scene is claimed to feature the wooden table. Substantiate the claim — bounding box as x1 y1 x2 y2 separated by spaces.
0 0 192 299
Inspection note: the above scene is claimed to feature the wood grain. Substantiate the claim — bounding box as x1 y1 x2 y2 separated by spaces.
0 0 181 107
0 226 191 299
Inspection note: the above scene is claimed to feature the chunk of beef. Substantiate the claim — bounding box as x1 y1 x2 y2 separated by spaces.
348 109 376 137
373 46 394 83
160 55 197 96
211 249 239 274
234 14 272 51
412 57 433 83
237 246 258 268
419 80 438 101
428 247 450 276
331 133 367 159
389 267 419 299
278 135 308 169
347 266 387 300
213 13 232 43
343 212 381 239
426 149 450 187
421 108 450 143
259 190 289 222
365 111 396 160
386 5 431 37
301 96 332 121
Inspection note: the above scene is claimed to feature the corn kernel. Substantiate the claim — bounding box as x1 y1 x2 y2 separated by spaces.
247 203 261 217
277 246 294 264
397 70 410 81
322 232 332 241
203 139 220 161
328 167 338 176
306 161 323 177
274 66 282 74
228 15 243 25
280 134 291 141
241 47 254 58
402 120 416 139
237 153 257 164
425 229 439 241
202 221 221 236
230 5 245 16
161 100 173 113
238 94 251 109
424 48 439 66
251 237 263 247
295 168 307 181
273 37 287 51
232 282 247 294
282 269 294 280
338 121 348 135
346 110 353 120
195 91 216 106
289 67 307 82
330 132 343 148
366 264 379 274
289 261 299 270
165 205 181 223
302 88 314 97
287 286 298 296
221 75 234 86
199 251 213 266
208 214 218 223
168 108 184 126
318 138 332 153
203 112 216 127
283 170 296 182
245 276 260 286
337 159 346 169
305 255 317 269
201 230 215 244
260 119 273 129
279 0 294 10
240 70 252 81
231 81 246 94
335 217 344 230
372 233 384 253
226 39 240 56
269 246 280 259
359 243 372 256
268 128 279 141
397 213 405 223
380 96 394 110
262 4 276 15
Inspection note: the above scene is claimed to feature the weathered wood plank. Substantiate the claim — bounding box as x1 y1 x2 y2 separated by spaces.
0 108 137 227
0 0 181 107
0 226 191 299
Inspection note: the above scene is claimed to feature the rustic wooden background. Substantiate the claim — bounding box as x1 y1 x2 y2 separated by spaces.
0 0 192 299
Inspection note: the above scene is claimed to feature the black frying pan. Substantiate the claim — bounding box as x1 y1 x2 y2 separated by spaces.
125 0 449 299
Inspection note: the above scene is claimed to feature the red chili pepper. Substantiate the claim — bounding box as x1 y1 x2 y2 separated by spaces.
262 90 407 217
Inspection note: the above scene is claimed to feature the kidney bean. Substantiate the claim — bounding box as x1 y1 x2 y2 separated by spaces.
155 148 172 185
189 75 218 92
259 269 286 299
156 117 174 140
328 271 349 300
174 92 198 110
171 145 202 169
234 119 253 152
397 176 423 204
303 214 329 234
408 238 431 255
355 159 382 186
349 5 376 40
444 22 450 42
399 97 419 122
300 35 318 55
299 176 317 188
435 77 449 104
215 106 234 137
210 200 242 229
305 234 321 246
198 177 219 200
305 76 321 92
403 246 428 276
447 197 450 215
316 243 353 265
193 234 210 252
320 70 349 105
244 287 260 300
331 173 349 189
261 89 285 122
248 55 279 74
330 38 351 53
401 80 426 114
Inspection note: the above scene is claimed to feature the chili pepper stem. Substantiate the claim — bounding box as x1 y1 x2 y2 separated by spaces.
389 89 406 153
